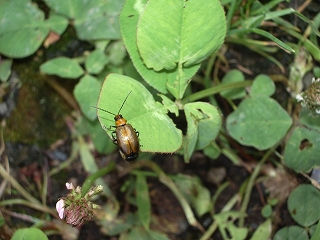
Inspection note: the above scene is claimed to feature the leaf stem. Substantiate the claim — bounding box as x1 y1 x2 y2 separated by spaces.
181 80 251 104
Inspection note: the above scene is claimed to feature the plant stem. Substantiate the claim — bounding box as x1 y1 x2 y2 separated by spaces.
181 80 251 104
238 147 275 227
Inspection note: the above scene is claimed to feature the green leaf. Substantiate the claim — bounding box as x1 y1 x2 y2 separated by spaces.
119 0 166 93
136 0 226 71
220 69 246 99
250 74 275 97
260 205 273 218
158 95 179 116
40 57 84 78
226 96 292 150
11 227 48 240
119 0 200 96
43 0 124 40
284 127 320 172
0 0 49 58
0 59 12 82
102 213 136 236
250 219 272 240
273 226 309 240
314 67 320 78
97 74 182 153
136 174 151 230
288 184 320 227
82 118 116 154
214 212 248 240
311 220 320 240
128 227 169 240
46 12 68 35
299 108 320 132
85 49 108 74
173 174 212 217
74 75 101 121
183 102 221 162
203 142 221 160
107 41 126 66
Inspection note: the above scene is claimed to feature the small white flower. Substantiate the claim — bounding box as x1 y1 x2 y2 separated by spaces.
296 93 304 102
65 182 74 190
312 77 320 83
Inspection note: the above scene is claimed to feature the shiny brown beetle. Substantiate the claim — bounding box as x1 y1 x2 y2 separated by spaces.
94 91 139 162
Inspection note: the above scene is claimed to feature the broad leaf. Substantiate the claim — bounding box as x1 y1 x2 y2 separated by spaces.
97 74 182 153
0 0 49 58
184 102 221 162
40 57 84 78
284 127 320 172
274 226 309 240
250 74 275 97
44 0 124 40
288 184 320 227
11 228 48 240
220 70 246 99
85 49 108 75
0 59 12 82
74 75 101 121
136 0 226 71
120 0 201 97
226 96 292 150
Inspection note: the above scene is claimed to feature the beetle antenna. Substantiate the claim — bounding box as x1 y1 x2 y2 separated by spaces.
118 91 132 114
92 106 116 116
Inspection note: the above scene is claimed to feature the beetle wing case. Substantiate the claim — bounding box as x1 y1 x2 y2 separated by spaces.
116 124 139 162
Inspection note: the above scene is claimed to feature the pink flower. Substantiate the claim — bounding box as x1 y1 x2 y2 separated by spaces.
56 199 65 219
56 183 103 227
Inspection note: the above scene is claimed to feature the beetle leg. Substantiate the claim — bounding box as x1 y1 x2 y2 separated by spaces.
133 128 139 137
108 125 116 131
111 131 117 145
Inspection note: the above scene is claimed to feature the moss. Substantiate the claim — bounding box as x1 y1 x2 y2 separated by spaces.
4 56 71 147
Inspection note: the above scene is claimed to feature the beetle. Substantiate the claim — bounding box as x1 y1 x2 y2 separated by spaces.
94 91 140 162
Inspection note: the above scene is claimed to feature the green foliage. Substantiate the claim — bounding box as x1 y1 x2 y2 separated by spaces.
214 212 249 240
288 184 320 227
43 0 124 40
173 174 212 216
220 70 246 99
227 96 292 149
0 0 50 58
1 0 320 239
11 228 48 240
250 219 272 240
120 0 225 98
40 57 84 79
136 0 226 71
184 102 221 161
0 59 12 82
274 226 309 240
284 127 320 172
136 174 151 230
97 74 182 153
274 184 320 240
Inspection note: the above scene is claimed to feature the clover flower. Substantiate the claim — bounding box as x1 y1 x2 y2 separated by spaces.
296 78 320 114
56 183 103 227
